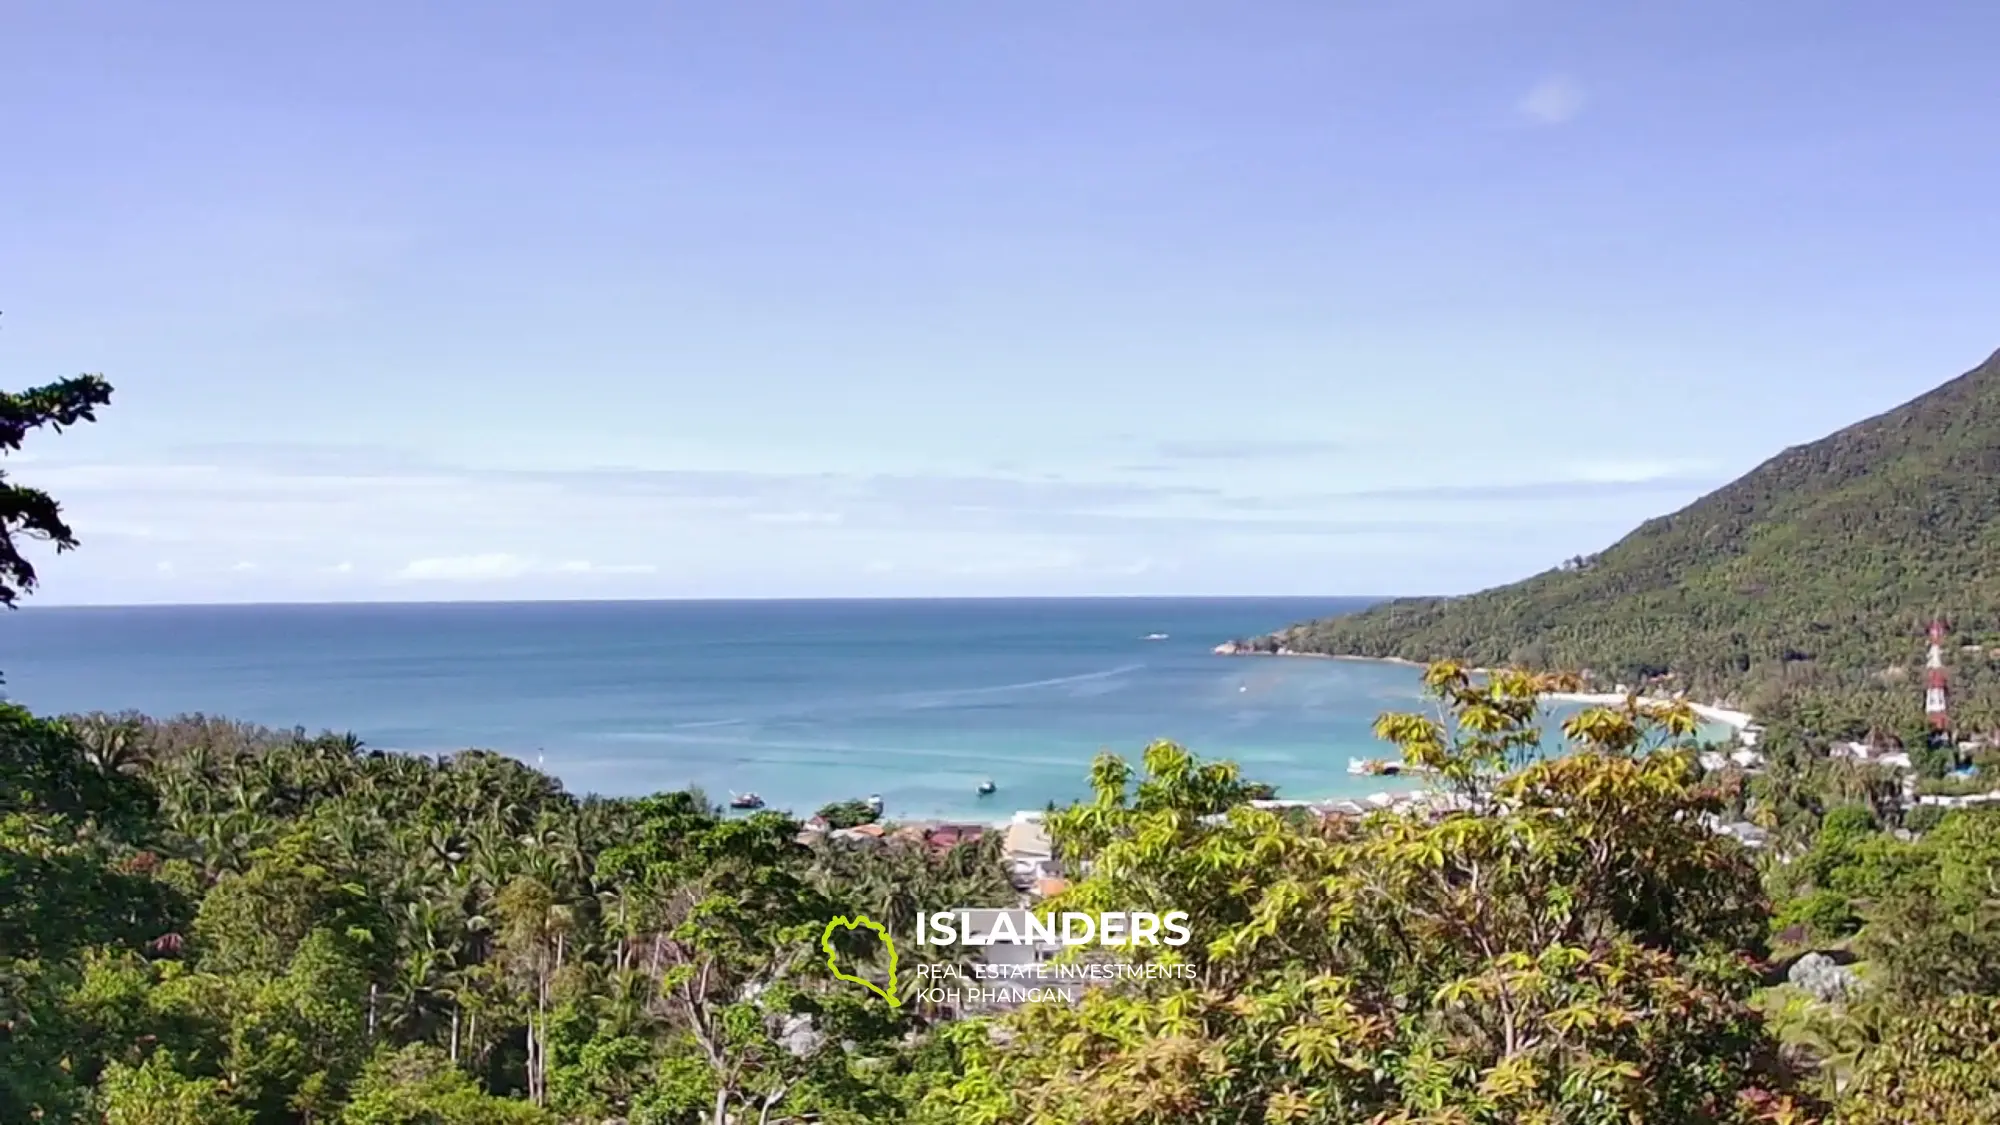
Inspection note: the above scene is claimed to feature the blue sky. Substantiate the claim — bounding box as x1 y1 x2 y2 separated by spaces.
6 1 1996 604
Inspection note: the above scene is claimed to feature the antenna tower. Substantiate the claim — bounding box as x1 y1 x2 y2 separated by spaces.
1925 617 1950 741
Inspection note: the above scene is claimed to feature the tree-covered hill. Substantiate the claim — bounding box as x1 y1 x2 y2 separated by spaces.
1240 348 2000 717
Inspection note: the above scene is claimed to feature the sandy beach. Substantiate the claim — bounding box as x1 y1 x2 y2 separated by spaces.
1215 645 1757 732
1541 690 1754 731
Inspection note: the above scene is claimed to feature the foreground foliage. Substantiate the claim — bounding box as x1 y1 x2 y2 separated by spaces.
11 668 2000 1121
2 710 1013 1123
918 667 1808 1124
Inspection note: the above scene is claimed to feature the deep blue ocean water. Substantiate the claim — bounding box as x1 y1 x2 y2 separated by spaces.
2 597 1472 820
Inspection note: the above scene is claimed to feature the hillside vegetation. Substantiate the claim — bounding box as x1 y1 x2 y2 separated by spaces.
1246 349 2000 723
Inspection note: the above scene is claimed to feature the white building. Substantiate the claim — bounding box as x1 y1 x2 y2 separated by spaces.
1915 790 2000 809
1829 741 1916 771
1003 812 1057 889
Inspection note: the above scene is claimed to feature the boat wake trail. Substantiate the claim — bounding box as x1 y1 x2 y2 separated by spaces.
892 663 1145 709
609 664 1149 737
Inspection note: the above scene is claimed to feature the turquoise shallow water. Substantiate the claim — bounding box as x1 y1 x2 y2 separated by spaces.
0 597 1645 821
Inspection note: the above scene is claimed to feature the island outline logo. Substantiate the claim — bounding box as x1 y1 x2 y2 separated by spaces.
821 914 901 1007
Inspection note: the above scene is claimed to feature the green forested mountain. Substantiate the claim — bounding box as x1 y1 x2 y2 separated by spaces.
1245 348 2000 722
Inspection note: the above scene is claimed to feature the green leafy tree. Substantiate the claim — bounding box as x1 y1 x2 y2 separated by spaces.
97 1050 252 1125
598 795 912 1125
1856 807 2000 1002
920 664 1805 1124
1831 994 2000 1123
813 799 879 829
341 1043 553 1124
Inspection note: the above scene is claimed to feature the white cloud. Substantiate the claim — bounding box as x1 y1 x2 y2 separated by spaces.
1516 75 1585 125
394 554 657 582
230 561 258 572
1564 458 1713 484
326 561 355 574
155 560 174 573
553 560 658 575
396 553 537 582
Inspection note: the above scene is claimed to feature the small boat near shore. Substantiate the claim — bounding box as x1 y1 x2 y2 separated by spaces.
1348 758 1439 778
729 792 766 810
977 778 997 796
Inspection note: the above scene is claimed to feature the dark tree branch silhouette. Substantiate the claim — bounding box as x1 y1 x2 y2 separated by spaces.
0 313 113 606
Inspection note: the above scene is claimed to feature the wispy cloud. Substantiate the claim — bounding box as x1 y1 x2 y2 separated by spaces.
395 554 537 582
1562 458 1714 484
1149 438 1347 463
1516 75 1585 126
44 451 1218 526
552 560 658 576
32 439 1711 602
393 554 658 582
1326 476 1714 503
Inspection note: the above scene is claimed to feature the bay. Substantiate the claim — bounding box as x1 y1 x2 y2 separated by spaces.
0 597 1611 821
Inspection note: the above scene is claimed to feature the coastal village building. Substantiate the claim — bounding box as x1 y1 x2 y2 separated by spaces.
1003 812 1057 890
1699 748 1769 773
795 819 989 852
1914 790 2000 810
1828 741 1913 770
932 907 1124 1014
1709 819 1772 849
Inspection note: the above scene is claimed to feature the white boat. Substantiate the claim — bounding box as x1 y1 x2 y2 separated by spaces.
1143 633 1169 641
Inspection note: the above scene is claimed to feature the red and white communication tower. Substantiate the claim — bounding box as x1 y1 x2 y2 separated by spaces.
1925 617 1950 735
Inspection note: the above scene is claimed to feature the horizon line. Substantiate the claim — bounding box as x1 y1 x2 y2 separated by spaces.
14 592 1407 612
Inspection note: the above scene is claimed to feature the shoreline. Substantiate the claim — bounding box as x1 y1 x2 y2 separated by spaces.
1213 644 1756 732
861 671 1758 833
1541 690 1754 732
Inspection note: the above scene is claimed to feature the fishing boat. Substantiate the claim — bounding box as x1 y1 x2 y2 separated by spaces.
1143 632 1169 641
729 792 766 810
977 779 997 796
1347 758 1406 777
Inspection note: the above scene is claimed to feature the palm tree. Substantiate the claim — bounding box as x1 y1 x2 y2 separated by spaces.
67 713 149 776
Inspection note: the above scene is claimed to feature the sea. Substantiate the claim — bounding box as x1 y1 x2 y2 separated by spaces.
0 597 1625 822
